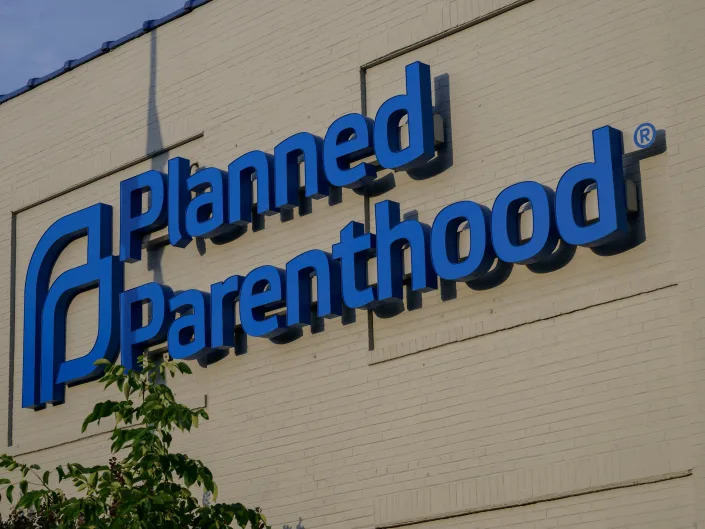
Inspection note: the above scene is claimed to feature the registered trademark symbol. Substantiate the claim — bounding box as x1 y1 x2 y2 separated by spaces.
634 122 656 149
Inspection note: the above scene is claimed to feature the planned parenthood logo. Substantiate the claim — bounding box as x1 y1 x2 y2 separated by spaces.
23 205 122 409
23 62 649 410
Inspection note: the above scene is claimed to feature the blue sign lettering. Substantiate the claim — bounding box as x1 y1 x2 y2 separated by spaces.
22 61 642 409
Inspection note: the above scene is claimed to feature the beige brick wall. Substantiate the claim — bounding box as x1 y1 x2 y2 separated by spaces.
0 0 703 527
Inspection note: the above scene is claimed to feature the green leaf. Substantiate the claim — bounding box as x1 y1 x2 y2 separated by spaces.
0 350 268 527
176 362 192 374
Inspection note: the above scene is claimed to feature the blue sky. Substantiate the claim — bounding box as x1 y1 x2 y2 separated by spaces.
0 0 186 95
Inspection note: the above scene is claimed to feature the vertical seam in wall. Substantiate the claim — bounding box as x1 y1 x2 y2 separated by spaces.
359 65 368 117
360 65 375 352
7 213 17 447
363 191 374 351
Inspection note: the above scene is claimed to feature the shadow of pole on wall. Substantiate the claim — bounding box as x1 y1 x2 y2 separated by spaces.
145 31 166 285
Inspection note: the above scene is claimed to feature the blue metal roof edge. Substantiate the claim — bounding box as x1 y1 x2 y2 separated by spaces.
0 0 213 106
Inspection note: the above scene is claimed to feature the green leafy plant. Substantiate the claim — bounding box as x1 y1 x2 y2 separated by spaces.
0 356 269 529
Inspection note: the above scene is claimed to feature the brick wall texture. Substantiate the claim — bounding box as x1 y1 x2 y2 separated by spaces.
0 0 703 527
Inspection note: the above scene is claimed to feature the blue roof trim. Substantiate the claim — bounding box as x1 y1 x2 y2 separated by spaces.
0 0 213 106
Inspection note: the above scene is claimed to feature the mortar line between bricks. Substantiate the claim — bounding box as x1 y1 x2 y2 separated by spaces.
376 469 693 528
370 282 678 365
361 0 536 71
9 422 141 458
13 132 204 215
